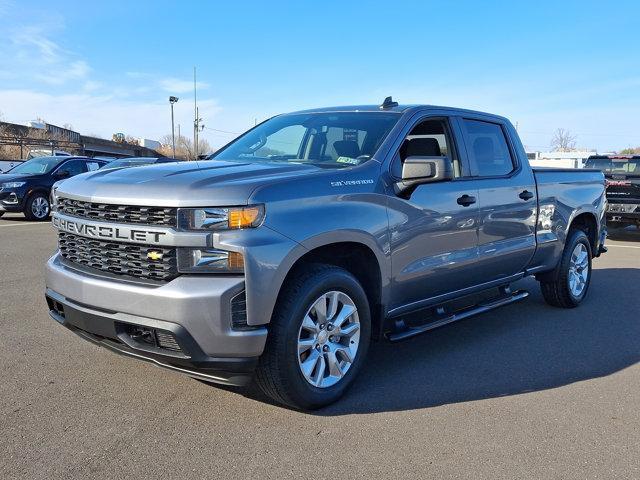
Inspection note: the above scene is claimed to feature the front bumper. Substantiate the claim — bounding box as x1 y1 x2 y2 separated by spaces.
0 188 26 212
606 204 640 224
45 253 268 385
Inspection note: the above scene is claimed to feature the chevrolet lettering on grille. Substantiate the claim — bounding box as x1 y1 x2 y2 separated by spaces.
53 215 167 244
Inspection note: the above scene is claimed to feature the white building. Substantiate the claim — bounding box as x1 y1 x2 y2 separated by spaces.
526 150 596 169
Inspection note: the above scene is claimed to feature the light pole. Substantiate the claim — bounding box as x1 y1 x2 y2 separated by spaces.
169 96 179 158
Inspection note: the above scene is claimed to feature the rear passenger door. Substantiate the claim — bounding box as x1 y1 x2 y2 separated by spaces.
457 116 537 282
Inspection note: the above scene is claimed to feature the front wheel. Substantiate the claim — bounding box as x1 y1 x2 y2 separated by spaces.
24 193 50 221
539 229 592 308
255 265 371 409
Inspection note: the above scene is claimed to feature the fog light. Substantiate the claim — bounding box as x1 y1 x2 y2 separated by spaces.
177 248 244 273
3 193 18 205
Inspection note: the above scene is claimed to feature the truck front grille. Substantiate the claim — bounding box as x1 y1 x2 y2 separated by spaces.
58 232 178 281
57 197 177 227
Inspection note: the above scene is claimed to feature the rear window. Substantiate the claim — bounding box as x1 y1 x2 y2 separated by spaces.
585 158 640 176
462 119 515 177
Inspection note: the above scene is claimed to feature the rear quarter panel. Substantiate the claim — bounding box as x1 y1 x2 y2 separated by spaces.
529 168 606 272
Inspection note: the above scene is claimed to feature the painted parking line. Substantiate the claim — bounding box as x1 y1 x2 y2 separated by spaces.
0 222 51 228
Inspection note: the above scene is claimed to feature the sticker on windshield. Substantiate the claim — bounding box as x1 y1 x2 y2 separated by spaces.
336 156 359 165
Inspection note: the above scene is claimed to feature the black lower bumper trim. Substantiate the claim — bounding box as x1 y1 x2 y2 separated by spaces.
45 291 258 386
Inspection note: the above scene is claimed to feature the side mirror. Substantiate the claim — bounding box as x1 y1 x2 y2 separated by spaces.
395 156 454 196
55 169 70 179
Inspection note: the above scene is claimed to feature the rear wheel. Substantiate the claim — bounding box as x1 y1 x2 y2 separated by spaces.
255 265 371 409
539 229 592 308
24 193 50 221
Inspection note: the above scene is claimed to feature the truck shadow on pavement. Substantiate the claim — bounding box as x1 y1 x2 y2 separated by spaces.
312 267 640 415
607 227 640 242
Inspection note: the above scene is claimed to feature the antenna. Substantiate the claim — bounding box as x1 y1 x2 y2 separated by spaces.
380 96 398 109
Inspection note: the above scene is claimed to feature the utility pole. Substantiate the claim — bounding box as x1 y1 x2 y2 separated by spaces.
193 66 197 161
169 96 179 158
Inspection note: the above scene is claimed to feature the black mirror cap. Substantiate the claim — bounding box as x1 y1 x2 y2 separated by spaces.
55 170 71 179
395 156 454 196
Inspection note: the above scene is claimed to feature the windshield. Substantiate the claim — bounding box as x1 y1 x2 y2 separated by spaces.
104 159 155 168
8 156 62 174
585 158 640 176
211 112 400 168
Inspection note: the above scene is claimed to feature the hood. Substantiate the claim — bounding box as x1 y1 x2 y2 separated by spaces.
55 159 323 206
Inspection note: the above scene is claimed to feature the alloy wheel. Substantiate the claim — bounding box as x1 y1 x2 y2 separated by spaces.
296 291 361 388
32 196 50 219
568 243 589 297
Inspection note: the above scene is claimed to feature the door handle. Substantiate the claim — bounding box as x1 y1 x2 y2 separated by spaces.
519 190 534 201
457 194 476 207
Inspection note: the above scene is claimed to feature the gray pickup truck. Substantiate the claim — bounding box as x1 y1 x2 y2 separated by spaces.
45 99 607 409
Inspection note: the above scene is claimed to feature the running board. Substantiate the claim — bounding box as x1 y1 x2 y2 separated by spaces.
387 289 529 342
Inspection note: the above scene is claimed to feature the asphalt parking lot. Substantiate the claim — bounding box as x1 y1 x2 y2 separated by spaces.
1 212 639 479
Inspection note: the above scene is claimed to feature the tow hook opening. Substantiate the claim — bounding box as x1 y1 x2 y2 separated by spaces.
46 296 66 322
118 323 184 354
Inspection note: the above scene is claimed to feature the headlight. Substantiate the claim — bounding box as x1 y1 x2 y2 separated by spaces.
178 205 265 231
177 248 244 273
1 182 26 188
50 183 61 210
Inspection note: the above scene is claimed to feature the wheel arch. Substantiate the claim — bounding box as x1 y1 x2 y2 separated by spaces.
568 211 598 253
275 239 387 341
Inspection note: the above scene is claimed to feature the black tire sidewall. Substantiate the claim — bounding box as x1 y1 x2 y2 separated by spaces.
25 193 50 221
562 230 592 305
278 268 371 409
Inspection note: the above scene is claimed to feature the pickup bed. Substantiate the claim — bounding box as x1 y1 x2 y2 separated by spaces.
45 100 607 409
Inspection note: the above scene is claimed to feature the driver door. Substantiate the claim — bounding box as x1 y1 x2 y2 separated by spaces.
387 115 481 311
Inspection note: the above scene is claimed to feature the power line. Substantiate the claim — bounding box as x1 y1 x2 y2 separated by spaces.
203 126 241 135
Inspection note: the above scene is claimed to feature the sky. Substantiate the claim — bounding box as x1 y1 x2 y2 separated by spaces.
0 0 639 152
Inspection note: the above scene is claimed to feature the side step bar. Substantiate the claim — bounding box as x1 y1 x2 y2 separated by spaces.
387 289 529 342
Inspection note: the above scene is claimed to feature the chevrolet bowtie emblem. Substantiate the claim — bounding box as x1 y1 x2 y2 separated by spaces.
147 250 164 261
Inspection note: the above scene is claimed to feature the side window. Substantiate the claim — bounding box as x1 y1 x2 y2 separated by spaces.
86 162 100 171
461 119 514 177
59 160 86 177
393 118 461 178
254 125 306 158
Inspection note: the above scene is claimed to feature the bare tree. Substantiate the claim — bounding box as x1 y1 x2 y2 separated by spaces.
618 146 640 154
158 134 211 160
551 128 577 152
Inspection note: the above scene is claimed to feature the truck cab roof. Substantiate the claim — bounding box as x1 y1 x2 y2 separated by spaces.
287 103 510 123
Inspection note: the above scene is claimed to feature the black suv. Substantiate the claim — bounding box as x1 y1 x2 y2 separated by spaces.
0 156 107 220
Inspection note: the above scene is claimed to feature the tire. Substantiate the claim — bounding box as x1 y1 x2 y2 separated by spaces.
24 192 50 221
0 212 4 218
539 229 592 308
255 264 371 410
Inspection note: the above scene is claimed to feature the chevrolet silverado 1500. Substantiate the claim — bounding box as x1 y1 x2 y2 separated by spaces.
45 99 607 409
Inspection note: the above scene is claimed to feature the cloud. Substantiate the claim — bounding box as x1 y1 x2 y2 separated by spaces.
0 89 225 145
0 18 90 87
158 78 209 94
